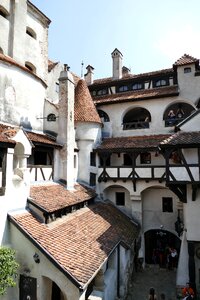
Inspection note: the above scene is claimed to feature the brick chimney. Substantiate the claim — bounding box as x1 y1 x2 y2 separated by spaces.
84 65 94 85
55 64 75 190
111 48 123 79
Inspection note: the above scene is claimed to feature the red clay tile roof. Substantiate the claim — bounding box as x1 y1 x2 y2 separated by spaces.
91 68 173 86
75 79 102 124
93 86 179 105
0 53 47 87
29 183 96 212
95 135 171 152
174 54 199 66
160 131 200 147
48 60 58 72
26 131 61 147
9 202 138 288
0 123 16 145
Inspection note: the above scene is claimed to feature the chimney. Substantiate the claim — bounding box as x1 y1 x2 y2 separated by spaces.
55 64 75 190
111 48 123 79
84 65 94 85
122 66 130 76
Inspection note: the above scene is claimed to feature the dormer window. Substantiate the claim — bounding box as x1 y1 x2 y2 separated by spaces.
0 6 9 19
184 67 191 73
118 85 128 92
97 89 107 96
155 79 168 87
132 83 143 90
25 62 36 73
26 27 37 39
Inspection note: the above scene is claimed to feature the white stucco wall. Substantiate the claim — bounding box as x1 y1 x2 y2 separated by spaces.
0 63 46 130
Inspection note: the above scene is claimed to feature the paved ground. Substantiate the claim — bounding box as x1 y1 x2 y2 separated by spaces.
126 264 177 300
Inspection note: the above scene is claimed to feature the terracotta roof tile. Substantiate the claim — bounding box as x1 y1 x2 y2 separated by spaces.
48 60 58 72
160 131 200 147
93 86 179 105
29 183 96 212
75 79 101 124
91 68 173 86
0 123 16 145
26 131 61 147
95 135 171 152
174 54 199 66
9 202 138 287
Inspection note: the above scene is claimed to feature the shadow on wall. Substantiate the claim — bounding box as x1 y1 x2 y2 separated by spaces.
20 117 32 130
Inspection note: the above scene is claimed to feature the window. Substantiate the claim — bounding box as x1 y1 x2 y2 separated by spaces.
97 89 107 96
0 6 9 19
155 79 168 87
99 156 110 166
90 173 96 186
132 83 143 90
116 192 125 206
25 62 36 73
140 152 151 164
124 154 132 166
119 85 128 92
184 67 191 73
55 82 59 93
47 114 56 122
90 152 96 166
162 197 173 212
98 110 110 122
26 27 37 39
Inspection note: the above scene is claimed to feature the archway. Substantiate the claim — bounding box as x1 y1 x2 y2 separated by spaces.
145 229 180 267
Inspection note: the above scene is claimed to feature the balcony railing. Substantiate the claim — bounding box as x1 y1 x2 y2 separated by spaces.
123 121 149 130
28 165 53 182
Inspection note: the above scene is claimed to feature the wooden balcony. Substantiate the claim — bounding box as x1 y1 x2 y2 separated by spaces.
28 165 53 182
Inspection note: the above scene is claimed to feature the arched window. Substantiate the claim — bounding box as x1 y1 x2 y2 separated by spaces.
0 5 9 19
123 107 151 130
98 110 110 122
164 102 195 127
25 62 36 73
47 114 57 122
26 27 37 39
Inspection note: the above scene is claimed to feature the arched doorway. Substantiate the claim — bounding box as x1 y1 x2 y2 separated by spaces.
145 229 180 267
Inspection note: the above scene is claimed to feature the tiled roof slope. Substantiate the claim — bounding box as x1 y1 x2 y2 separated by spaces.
93 86 179 105
9 202 138 288
160 131 200 147
48 60 58 72
75 79 101 124
174 54 199 66
0 123 16 144
26 131 61 147
29 183 96 213
95 134 171 152
91 68 173 86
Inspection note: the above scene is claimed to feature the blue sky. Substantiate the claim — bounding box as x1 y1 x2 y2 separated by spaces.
31 0 200 79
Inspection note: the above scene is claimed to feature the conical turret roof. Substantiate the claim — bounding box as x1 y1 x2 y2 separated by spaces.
75 79 101 124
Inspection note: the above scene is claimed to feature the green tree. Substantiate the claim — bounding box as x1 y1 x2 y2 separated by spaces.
0 247 19 295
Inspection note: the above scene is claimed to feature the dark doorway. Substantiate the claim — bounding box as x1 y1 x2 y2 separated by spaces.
145 229 180 267
19 275 37 300
52 282 61 300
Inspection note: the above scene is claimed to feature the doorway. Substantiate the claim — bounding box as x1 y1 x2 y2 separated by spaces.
145 229 180 267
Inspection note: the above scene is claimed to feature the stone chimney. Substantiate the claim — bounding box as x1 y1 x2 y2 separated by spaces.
111 48 123 79
55 64 75 190
122 66 130 76
84 65 94 85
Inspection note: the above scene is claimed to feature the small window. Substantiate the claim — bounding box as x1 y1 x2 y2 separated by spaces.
90 152 96 166
140 152 151 164
98 110 110 122
116 192 125 206
92 90 96 96
0 6 9 19
119 85 128 92
184 67 191 73
97 89 107 96
155 79 168 87
47 114 56 122
99 156 110 167
25 62 36 73
124 154 132 166
90 173 96 186
26 27 37 39
162 197 173 212
132 83 143 90
55 82 59 93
